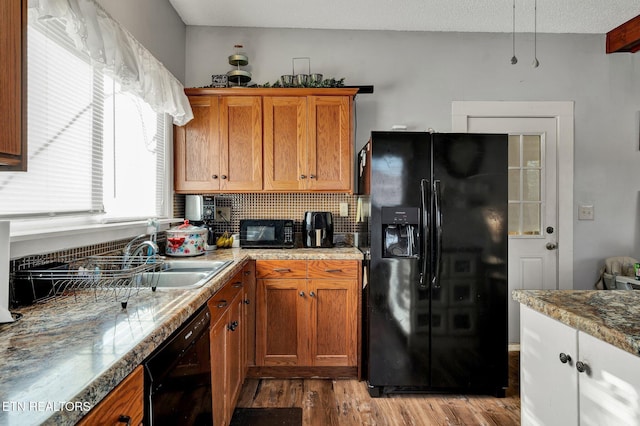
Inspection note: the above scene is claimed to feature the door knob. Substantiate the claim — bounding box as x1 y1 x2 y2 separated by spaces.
546 242 557 250
559 352 572 364
576 361 589 374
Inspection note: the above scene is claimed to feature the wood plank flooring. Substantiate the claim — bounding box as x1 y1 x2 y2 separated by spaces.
236 352 520 425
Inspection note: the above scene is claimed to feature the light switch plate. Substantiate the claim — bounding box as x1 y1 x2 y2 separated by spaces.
578 204 594 220
339 202 349 217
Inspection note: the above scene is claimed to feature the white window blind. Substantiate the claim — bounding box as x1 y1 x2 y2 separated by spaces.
0 18 168 221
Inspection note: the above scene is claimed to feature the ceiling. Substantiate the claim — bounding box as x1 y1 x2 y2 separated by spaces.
169 0 638 34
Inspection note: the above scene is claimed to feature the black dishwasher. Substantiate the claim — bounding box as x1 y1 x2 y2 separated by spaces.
144 305 212 425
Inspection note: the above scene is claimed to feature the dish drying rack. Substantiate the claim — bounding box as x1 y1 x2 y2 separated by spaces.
15 255 164 309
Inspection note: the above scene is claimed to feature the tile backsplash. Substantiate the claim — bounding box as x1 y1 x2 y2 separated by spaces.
176 193 365 237
13 193 364 270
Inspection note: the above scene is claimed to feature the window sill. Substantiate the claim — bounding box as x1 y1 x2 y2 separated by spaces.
9 218 181 259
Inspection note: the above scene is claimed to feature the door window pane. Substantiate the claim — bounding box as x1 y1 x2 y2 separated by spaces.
508 135 520 167
508 170 520 200
523 170 540 201
508 134 543 236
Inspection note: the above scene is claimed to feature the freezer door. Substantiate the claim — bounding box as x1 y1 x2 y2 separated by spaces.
431 133 508 392
367 131 433 388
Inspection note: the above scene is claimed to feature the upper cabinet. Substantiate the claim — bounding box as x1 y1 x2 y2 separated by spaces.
0 0 26 171
263 95 352 192
175 94 262 193
175 88 357 194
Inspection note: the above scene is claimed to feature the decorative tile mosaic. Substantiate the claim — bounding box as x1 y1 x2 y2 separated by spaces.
11 193 363 276
178 193 366 237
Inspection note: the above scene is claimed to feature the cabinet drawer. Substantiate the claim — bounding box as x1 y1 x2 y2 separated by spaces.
307 260 359 279
256 260 307 279
208 271 243 324
77 365 143 426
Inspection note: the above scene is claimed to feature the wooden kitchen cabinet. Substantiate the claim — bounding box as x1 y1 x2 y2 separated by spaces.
208 271 246 426
242 260 256 370
77 365 143 426
174 95 262 193
255 259 359 370
520 305 640 425
0 0 26 170
176 88 357 193
263 95 352 192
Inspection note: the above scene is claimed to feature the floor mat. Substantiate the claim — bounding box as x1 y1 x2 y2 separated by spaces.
229 407 302 426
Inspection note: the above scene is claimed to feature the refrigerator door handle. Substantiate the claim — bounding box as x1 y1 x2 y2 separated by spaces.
419 179 430 288
432 180 443 289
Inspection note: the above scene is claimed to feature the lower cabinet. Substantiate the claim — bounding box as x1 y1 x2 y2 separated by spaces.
520 305 640 426
255 259 359 369
208 270 245 426
77 365 143 426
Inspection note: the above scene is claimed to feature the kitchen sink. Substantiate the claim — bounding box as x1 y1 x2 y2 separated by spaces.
142 259 233 289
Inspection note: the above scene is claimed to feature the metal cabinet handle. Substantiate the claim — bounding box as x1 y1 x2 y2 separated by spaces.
576 361 589 374
300 175 307 179
217 300 228 308
228 321 239 331
299 291 305 297
232 281 243 288
309 174 316 179
274 268 292 273
244 270 251 275
559 352 572 364
324 269 343 273
212 174 218 179
244 299 250 305
221 175 228 180
309 291 316 298
117 415 131 426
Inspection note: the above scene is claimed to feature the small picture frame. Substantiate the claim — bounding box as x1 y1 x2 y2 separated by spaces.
211 74 228 88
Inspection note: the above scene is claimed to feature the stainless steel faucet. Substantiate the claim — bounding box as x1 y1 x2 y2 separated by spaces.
123 234 159 267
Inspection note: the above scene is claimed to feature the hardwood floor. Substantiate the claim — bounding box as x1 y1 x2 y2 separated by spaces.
236 352 520 425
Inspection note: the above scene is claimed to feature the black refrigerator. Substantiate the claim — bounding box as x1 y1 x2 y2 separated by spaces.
364 131 508 397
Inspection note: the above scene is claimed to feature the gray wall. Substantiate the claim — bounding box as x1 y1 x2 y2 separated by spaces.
96 0 186 82
185 26 640 289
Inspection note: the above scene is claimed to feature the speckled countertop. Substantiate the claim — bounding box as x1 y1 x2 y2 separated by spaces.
0 247 363 426
513 290 640 358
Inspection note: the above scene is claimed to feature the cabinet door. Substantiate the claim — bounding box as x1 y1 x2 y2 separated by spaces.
256 278 308 366
77 366 143 426
263 96 307 191
0 0 26 170
243 261 257 369
307 96 352 192
227 290 244 421
578 331 640 426
219 96 263 191
520 305 578 426
174 96 221 192
308 278 358 366
210 314 228 426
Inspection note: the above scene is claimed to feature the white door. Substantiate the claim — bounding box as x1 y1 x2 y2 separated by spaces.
452 101 574 343
467 117 558 343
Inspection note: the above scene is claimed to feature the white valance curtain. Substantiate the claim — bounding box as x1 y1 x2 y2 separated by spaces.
28 0 193 126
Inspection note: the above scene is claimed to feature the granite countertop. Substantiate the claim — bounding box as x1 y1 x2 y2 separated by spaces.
513 290 640 358
0 247 363 426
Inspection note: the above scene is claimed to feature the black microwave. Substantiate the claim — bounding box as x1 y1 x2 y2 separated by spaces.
239 219 295 248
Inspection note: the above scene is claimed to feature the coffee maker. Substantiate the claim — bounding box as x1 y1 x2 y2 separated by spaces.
303 211 334 248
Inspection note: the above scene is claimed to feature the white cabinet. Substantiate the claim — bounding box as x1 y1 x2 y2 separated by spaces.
520 305 640 426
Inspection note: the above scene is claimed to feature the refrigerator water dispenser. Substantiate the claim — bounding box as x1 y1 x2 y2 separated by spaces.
381 207 420 258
